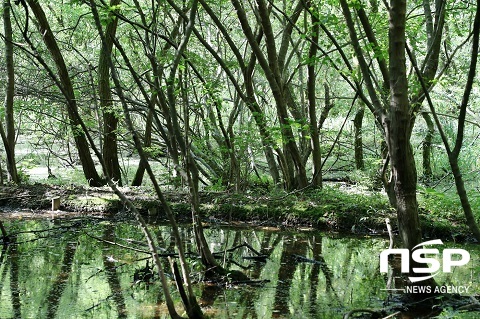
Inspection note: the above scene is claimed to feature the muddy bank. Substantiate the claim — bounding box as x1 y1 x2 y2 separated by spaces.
0 183 472 241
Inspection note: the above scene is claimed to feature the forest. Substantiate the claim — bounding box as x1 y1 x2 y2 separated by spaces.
1 0 480 318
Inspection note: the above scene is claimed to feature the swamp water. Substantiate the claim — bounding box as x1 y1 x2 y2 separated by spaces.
0 217 479 319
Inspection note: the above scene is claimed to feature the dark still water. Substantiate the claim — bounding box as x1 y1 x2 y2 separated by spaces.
0 217 478 318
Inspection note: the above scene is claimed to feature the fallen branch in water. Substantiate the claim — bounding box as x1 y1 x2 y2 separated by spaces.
343 308 388 319
292 254 324 265
85 233 151 254
458 296 480 311
227 279 270 286
86 232 196 258
381 311 402 319
213 241 264 257
242 255 268 262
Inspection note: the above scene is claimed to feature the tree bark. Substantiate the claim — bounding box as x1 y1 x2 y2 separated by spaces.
26 0 103 186
197 0 281 186
306 1 322 187
1 0 19 183
421 112 434 181
232 0 307 189
99 0 122 185
131 109 153 186
89 2 199 317
353 104 365 170
387 0 422 253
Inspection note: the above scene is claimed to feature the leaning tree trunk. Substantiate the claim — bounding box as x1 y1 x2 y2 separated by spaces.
89 2 202 317
165 0 220 271
447 2 480 241
232 0 308 189
26 0 103 186
409 0 480 243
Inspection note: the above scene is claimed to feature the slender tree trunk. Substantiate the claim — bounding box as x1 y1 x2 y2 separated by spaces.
244 57 281 186
450 159 480 240
131 109 153 186
99 0 122 185
232 0 307 189
307 1 322 187
26 0 103 186
448 1 480 241
89 3 198 317
1 0 19 183
421 112 434 181
416 0 444 184
197 0 281 186
410 0 480 243
165 0 220 272
353 104 365 170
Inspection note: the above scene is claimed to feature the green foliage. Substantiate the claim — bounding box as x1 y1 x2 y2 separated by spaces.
348 166 383 190
2 0 479 244
205 176 223 192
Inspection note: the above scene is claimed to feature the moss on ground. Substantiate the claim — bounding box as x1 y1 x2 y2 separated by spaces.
0 183 476 241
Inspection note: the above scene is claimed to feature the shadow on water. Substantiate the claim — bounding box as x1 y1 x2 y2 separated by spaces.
0 217 479 318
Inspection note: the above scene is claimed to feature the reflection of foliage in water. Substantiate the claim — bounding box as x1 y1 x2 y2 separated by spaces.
0 219 478 318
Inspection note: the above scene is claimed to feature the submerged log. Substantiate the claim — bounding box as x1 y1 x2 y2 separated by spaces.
292 254 324 265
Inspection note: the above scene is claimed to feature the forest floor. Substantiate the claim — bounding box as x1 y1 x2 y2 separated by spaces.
0 182 473 241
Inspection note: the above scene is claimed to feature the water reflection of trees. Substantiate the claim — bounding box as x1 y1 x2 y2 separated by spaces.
8 236 21 319
0 220 395 318
103 225 127 318
46 240 77 318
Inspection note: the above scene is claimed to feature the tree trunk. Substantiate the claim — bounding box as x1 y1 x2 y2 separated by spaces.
232 0 307 189
131 109 153 186
450 159 480 240
448 2 480 241
1 0 19 183
26 0 103 186
353 104 365 170
244 57 281 186
198 0 281 186
421 112 434 182
99 0 122 185
387 0 422 254
165 0 220 271
307 1 322 187
406 0 480 243
89 2 201 317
